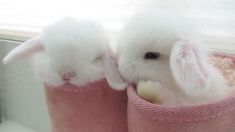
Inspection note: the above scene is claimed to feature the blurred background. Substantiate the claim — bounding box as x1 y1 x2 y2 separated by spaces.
0 0 235 132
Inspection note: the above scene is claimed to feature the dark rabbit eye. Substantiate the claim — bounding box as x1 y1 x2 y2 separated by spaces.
94 56 102 61
93 55 103 64
144 52 160 59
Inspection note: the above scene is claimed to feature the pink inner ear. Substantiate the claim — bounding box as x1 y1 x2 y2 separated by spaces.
191 44 209 82
3 36 44 64
171 40 210 95
180 42 208 83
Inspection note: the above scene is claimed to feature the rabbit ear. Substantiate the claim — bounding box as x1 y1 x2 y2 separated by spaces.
3 36 44 64
103 47 128 91
170 40 210 96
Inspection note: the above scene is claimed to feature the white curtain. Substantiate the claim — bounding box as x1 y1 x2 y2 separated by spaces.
0 0 234 51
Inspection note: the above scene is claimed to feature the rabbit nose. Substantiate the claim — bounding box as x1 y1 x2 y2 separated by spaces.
62 72 76 81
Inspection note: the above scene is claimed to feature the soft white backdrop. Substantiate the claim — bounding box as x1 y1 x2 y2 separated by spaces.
0 0 235 51
0 0 234 35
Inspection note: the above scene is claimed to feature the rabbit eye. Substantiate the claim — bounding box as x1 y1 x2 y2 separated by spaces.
144 52 160 60
93 55 103 64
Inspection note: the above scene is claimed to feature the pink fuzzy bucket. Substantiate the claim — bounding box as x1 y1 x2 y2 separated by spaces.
127 55 235 132
45 79 128 132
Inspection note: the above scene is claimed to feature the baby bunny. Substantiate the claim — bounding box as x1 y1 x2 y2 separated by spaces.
117 11 232 106
3 18 126 90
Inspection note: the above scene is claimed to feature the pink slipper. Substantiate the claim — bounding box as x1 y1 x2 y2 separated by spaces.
45 79 128 132
127 86 235 132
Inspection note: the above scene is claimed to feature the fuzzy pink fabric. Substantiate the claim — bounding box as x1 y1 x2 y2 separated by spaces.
45 79 128 132
127 55 235 132
210 54 235 86
128 87 235 132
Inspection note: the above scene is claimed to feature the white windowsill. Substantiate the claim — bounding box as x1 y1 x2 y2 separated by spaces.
201 33 235 55
0 28 234 56
0 28 39 42
0 120 38 132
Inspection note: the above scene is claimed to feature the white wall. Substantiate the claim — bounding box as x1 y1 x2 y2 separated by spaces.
0 39 50 132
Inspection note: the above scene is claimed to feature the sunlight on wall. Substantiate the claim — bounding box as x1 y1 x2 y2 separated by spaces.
0 0 234 47
0 0 135 32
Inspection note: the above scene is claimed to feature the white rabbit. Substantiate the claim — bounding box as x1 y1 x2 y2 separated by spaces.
3 18 126 90
116 11 232 106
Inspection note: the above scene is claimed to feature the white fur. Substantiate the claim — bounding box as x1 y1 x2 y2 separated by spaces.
117 11 231 106
3 18 127 90
31 18 109 87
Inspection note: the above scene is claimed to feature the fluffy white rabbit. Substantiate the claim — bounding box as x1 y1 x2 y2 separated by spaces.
116 11 232 106
3 18 126 90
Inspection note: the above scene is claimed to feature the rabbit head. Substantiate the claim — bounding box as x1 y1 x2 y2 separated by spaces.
117 11 192 89
117 11 231 105
3 18 127 90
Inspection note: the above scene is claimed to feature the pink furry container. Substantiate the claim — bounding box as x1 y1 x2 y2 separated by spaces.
45 79 128 132
127 55 235 132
